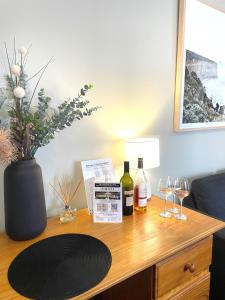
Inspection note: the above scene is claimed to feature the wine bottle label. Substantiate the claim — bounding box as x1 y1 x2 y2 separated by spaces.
138 198 147 207
124 190 134 207
138 183 147 207
138 183 147 198
126 196 133 206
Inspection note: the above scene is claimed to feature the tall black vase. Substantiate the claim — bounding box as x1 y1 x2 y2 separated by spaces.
4 158 47 241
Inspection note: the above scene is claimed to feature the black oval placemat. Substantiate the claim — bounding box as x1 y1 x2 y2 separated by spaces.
8 233 112 300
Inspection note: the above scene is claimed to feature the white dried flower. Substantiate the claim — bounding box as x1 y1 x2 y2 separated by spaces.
13 86 25 98
11 64 21 77
18 47 27 56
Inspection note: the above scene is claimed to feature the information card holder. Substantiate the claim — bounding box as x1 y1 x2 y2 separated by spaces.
93 183 122 223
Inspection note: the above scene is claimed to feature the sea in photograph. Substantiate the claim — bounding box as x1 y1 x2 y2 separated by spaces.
203 62 225 106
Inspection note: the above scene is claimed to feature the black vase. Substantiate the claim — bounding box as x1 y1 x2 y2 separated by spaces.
4 158 47 241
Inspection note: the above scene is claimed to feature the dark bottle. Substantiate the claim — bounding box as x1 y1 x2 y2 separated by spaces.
120 161 134 216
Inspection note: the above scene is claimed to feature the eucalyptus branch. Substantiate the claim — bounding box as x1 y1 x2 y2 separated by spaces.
7 104 17 114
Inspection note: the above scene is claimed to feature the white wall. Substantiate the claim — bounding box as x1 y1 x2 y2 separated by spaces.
1 0 225 232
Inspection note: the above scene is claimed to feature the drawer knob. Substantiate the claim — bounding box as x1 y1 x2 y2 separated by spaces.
184 262 196 273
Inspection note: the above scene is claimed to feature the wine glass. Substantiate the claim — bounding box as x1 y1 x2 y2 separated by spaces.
174 178 190 221
167 177 179 214
158 177 173 218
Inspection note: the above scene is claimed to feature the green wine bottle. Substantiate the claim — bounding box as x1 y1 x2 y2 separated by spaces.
120 161 134 216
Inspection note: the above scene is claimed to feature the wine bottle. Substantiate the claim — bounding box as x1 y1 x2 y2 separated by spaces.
120 161 134 216
134 157 147 212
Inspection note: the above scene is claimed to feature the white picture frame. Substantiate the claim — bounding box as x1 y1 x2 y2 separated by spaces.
174 0 225 131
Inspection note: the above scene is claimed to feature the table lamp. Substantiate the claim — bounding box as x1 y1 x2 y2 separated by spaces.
125 137 160 198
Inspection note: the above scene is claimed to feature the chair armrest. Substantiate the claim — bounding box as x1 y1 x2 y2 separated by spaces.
210 228 225 299
183 192 197 209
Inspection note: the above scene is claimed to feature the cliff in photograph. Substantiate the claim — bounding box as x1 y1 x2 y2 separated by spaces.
183 50 225 123
186 49 217 81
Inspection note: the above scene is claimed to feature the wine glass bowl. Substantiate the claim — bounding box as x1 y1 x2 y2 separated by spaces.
174 178 190 221
158 177 173 218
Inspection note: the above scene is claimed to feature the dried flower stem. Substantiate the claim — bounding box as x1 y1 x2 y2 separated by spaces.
13 37 16 65
23 44 32 67
27 57 53 110
0 129 17 166
4 42 12 78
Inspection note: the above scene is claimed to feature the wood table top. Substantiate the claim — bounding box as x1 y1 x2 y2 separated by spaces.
0 196 224 299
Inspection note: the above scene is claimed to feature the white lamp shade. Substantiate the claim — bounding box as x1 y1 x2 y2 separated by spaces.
125 138 160 169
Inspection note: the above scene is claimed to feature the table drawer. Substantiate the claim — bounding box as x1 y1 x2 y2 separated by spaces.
155 237 212 297
172 273 210 300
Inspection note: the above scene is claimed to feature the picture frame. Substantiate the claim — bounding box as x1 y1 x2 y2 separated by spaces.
174 0 225 131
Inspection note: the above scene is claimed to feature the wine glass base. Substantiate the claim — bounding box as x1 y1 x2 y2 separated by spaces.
160 211 172 218
167 207 179 214
175 213 187 221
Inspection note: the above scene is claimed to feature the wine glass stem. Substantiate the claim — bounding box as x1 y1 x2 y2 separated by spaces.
180 198 183 215
173 194 175 208
164 195 167 212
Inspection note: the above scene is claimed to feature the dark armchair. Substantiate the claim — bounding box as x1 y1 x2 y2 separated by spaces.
184 173 225 300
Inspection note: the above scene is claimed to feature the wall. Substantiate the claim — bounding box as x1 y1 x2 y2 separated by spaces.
0 0 225 232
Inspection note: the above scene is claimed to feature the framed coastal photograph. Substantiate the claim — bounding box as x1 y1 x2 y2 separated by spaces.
174 0 225 131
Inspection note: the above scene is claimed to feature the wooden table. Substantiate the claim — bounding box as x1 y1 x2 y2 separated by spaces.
0 196 224 300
